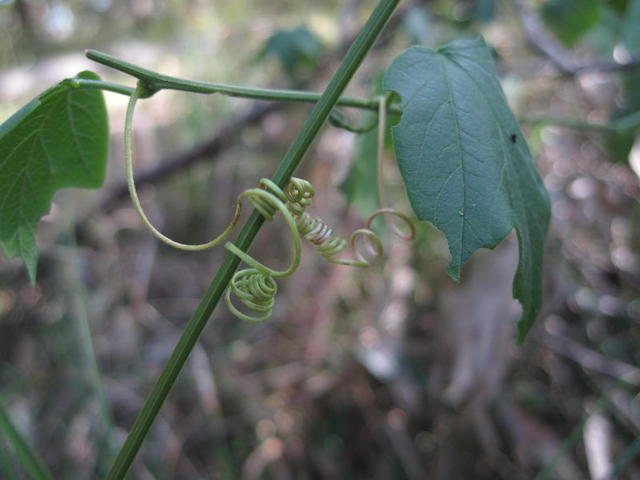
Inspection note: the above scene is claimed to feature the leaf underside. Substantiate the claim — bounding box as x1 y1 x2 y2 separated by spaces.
0 71 108 282
384 37 550 341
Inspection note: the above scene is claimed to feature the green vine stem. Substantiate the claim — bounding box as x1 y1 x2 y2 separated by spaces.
103 1 401 478
81 53 401 113
0 398 54 480
75 61 634 133
518 115 621 132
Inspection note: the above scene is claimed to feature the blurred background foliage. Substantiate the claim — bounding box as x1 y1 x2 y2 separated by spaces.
1 0 640 478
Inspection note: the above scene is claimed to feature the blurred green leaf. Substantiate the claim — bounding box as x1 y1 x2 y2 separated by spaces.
607 0 632 12
610 0 640 163
598 0 640 162
339 74 386 215
472 0 497 23
259 25 324 82
609 71 640 162
582 4 622 55
0 71 108 282
402 5 432 45
622 0 640 52
339 119 380 214
541 0 600 47
384 37 551 341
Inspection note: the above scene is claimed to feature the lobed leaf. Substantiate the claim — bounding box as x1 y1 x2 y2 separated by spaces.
384 37 551 341
0 71 108 282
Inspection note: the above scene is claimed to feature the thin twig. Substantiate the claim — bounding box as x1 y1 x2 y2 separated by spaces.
101 102 280 210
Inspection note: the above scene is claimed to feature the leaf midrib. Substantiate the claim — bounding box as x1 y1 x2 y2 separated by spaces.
445 53 511 247
440 56 466 273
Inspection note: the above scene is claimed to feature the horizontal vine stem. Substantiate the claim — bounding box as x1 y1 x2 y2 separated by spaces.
103 0 400 478
83 50 400 113
519 115 620 132
75 77 624 133
77 58 631 133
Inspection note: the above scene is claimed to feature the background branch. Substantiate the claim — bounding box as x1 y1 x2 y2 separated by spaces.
513 0 640 75
101 101 280 211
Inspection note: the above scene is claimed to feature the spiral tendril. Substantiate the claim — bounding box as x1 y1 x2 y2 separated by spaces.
225 269 277 322
123 83 415 323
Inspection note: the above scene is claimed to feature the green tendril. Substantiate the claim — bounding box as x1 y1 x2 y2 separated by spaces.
125 83 242 250
224 185 302 279
372 94 416 242
124 87 415 323
225 269 277 322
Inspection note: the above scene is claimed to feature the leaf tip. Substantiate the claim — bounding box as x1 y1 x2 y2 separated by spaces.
446 263 461 282
515 299 541 344
19 246 38 286
516 322 530 344
26 259 38 286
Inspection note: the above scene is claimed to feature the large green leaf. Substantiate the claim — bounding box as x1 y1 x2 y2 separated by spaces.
384 37 550 341
0 71 108 282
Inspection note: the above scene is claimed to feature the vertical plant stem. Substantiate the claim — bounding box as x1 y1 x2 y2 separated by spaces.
0 398 54 480
106 1 400 478
62 228 118 475
0 437 20 480
607 436 640 479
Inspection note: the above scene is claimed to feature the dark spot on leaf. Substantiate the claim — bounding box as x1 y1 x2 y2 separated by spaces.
510 134 517 143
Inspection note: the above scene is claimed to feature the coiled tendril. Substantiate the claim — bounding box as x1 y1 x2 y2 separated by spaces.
123 83 415 323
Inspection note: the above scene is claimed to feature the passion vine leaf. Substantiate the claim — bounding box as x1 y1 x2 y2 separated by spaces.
384 37 551 341
0 71 108 283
